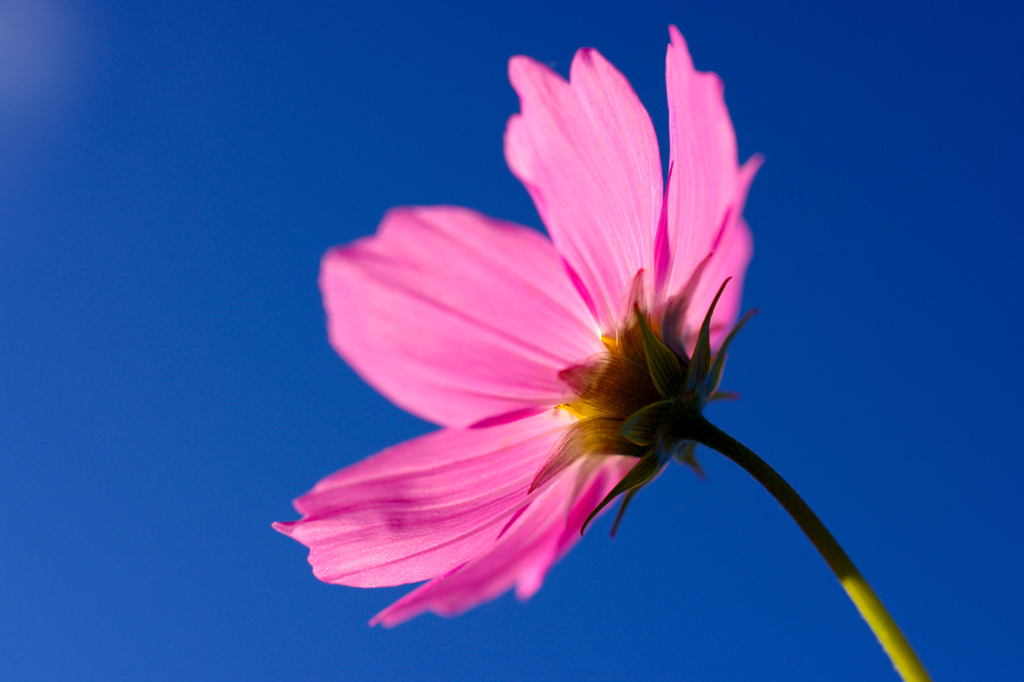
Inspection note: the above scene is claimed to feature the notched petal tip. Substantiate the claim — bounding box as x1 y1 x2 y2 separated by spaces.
742 152 765 178
668 25 690 56
271 521 296 537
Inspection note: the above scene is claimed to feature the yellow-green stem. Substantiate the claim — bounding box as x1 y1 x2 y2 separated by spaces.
688 415 931 682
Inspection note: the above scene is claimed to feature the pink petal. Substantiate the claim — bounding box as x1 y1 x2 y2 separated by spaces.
273 409 575 588
660 26 760 343
369 457 634 626
504 49 663 333
320 206 603 428
687 156 760 350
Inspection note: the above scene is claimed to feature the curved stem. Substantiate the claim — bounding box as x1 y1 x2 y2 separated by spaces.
688 415 931 682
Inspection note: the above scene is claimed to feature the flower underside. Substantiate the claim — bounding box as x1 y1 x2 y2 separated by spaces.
532 273 755 536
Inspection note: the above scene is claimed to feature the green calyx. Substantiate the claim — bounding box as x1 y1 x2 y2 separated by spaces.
572 279 756 536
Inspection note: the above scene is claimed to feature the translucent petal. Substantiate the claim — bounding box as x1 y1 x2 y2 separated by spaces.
273 410 574 587
320 206 603 428
505 49 663 332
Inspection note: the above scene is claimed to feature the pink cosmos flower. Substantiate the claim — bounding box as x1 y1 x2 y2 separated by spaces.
274 26 761 627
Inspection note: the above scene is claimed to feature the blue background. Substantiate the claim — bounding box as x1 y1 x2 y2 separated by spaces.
2 1 1022 680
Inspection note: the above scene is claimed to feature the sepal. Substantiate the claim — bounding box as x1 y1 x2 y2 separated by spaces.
635 306 683 397
619 400 672 446
671 440 705 479
684 279 730 393
531 416 627 492
581 453 665 535
703 308 757 399
610 487 640 538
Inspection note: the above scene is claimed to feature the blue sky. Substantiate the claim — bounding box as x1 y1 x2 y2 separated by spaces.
2 1 1022 680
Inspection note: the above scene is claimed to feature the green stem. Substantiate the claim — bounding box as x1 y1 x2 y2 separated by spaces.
688 415 931 682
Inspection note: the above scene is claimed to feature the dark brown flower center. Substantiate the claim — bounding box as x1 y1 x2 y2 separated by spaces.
529 308 688 492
